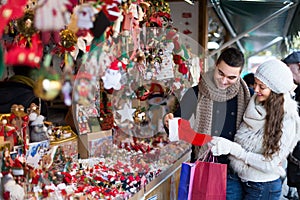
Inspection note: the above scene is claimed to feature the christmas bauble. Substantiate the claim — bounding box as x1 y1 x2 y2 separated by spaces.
34 78 62 101
133 109 149 125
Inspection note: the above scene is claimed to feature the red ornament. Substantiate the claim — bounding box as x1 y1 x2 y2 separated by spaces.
0 0 27 38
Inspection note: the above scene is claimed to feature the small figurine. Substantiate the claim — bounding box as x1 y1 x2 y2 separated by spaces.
28 113 49 142
77 110 91 134
27 103 40 115
1 147 14 175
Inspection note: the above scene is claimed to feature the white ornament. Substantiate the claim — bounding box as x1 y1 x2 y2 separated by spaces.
76 4 96 29
117 104 136 122
35 0 70 31
102 69 122 90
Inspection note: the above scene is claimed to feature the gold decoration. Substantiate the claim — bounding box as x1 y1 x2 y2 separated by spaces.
133 108 149 125
34 78 62 101
60 29 78 49
16 10 37 38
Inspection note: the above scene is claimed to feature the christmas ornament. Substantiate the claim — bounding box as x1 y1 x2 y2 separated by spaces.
10 104 27 118
91 0 121 38
117 103 136 123
34 77 62 101
73 71 95 105
28 112 49 142
70 32 94 60
76 108 91 134
16 10 37 38
133 108 149 126
98 79 114 130
61 53 74 106
34 0 70 31
147 83 166 106
60 29 78 50
5 33 43 68
76 4 96 30
135 85 150 101
25 0 37 11
0 0 27 38
33 55 62 101
102 59 122 90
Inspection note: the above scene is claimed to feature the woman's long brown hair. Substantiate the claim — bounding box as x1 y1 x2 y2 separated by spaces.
263 92 284 159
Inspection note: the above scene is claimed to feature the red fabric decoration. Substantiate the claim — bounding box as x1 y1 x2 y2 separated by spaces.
3 191 10 200
0 0 27 38
173 55 182 65
177 119 212 146
102 0 121 22
178 63 188 75
32 174 40 184
5 34 43 68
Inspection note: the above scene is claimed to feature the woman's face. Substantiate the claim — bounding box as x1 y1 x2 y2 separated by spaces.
254 78 271 102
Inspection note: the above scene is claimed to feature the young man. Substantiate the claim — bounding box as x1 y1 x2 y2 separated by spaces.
164 47 250 200
282 51 300 199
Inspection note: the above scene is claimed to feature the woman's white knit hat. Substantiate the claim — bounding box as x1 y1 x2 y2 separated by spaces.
254 59 294 94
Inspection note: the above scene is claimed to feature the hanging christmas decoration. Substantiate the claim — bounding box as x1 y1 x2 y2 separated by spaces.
133 107 149 126
98 79 114 130
73 71 95 106
102 59 122 90
0 0 27 38
61 53 74 106
34 0 70 31
16 10 37 39
52 29 78 57
117 103 136 123
60 29 78 50
33 54 62 101
25 0 38 12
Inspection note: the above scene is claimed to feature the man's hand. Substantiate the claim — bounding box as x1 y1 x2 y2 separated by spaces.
164 113 174 128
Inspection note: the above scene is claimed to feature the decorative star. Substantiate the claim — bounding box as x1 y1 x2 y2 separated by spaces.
117 103 136 122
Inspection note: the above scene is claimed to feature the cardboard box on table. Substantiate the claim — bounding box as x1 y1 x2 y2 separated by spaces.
78 129 112 159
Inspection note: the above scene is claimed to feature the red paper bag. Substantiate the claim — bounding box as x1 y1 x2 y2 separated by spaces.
190 160 227 200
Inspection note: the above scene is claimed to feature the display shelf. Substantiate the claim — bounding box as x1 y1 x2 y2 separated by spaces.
143 150 191 200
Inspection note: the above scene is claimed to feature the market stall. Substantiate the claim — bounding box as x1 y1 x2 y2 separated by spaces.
0 0 204 199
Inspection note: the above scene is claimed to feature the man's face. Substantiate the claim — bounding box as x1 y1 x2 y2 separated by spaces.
287 63 300 84
213 60 241 89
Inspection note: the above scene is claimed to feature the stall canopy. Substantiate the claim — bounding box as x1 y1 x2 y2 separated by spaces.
209 0 300 58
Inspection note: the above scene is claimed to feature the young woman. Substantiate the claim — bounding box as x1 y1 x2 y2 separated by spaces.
211 59 300 200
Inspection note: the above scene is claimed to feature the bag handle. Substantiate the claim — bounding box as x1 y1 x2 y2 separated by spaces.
197 147 218 163
197 147 211 161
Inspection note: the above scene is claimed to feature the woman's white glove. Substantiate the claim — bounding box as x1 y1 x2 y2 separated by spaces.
211 136 245 158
